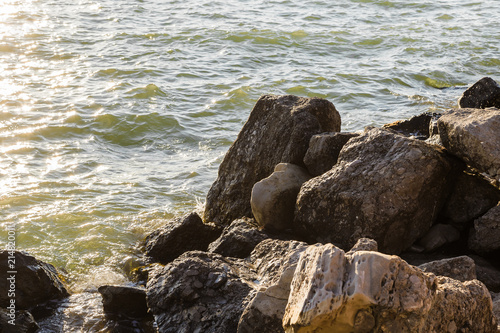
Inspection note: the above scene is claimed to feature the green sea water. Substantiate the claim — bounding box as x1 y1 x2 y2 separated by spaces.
1 0 499 330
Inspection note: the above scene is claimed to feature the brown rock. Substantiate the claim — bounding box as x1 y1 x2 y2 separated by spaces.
469 204 500 255
418 256 476 282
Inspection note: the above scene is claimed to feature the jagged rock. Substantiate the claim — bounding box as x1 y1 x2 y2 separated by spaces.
237 240 308 333
470 255 500 293
0 308 39 333
418 256 476 282
144 212 221 264
208 218 269 258
251 163 311 231
458 77 500 109
0 251 69 310
438 108 500 179
146 251 254 333
469 204 500 255
204 95 341 226
98 285 148 318
416 223 460 252
383 112 438 139
294 127 457 254
283 243 497 333
303 132 358 176
346 237 378 254
440 171 500 230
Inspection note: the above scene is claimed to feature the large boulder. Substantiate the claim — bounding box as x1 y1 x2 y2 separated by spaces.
294 127 458 254
146 251 254 333
469 203 500 255
204 95 341 226
98 285 148 318
144 212 221 264
303 132 358 176
0 251 69 310
283 243 497 333
458 77 500 109
251 163 311 231
438 108 500 179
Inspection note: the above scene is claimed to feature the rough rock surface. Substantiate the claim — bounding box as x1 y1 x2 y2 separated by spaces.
98 285 148 318
283 243 497 333
251 163 311 231
144 212 221 264
0 251 69 310
418 256 476 282
416 223 460 252
146 251 254 333
0 308 39 333
383 112 437 139
303 132 358 176
204 95 341 226
440 171 500 230
469 204 500 254
438 107 500 179
492 292 500 332
470 255 500 293
208 217 269 258
294 127 457 254
458 77 500 109
346 237 378 254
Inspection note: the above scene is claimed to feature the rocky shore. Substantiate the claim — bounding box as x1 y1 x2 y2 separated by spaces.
2 77 500 332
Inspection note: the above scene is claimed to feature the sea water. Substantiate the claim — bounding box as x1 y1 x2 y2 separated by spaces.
0 0 499 330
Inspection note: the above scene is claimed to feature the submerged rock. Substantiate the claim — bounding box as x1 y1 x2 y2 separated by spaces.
469 203 500 255
0 251 69 310
458 77 500 109
204 95 341 226
294 127 457 254
282 243 497 333
251 163 311 231
98 285 148 318
144 212 221 264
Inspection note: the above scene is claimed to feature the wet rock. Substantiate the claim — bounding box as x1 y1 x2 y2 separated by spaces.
98 285 148 318
458 77 500 109
294 127 457 254
251 163 311 231
418 256 476 282
438 107 500 179
146 251 254 333
303 132 358 176
144 212 221 264
383 112 438 139
0 251 69 310
208 217 270 258
440 170 500 230
416 223 460 252
0 308 39 333
469 204 500 255
204 95 341 226
283 243 497 333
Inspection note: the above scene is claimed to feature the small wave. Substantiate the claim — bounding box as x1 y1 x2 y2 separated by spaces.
125 84 166 99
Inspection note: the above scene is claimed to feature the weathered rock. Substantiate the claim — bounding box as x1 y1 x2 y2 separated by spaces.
438 108 500 179
98 285 148 318
208 217 270 258
440 170 500 230
346 237 378 254
204 95 341 226
492 292 500 332
294 127 457 254
469 204 500 255
0 251 69 310
251 163 311 231
283 243 497 333
418 256 476 282
146 251 254 333
303 132 358 176
144 212 221 264
383 112 438 139
458 77 500 109
416 223 460 252
0 308 39 333
470 255 500 292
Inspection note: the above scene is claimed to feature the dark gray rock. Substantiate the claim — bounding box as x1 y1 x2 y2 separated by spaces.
440 171 500 230
0 308 39 333
469 255 500 292
98 285 148 318
418 256 476 282
251 163 311 231
146 251 254 333
416 224 461 252
294 127 458 254
207 217 270 258
469 204 500 255
204 95 341 226
303 132 358 176
438 108 500 179
0 251 69 310
458 77 500 109
144 212 221 264
383 112 438 139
